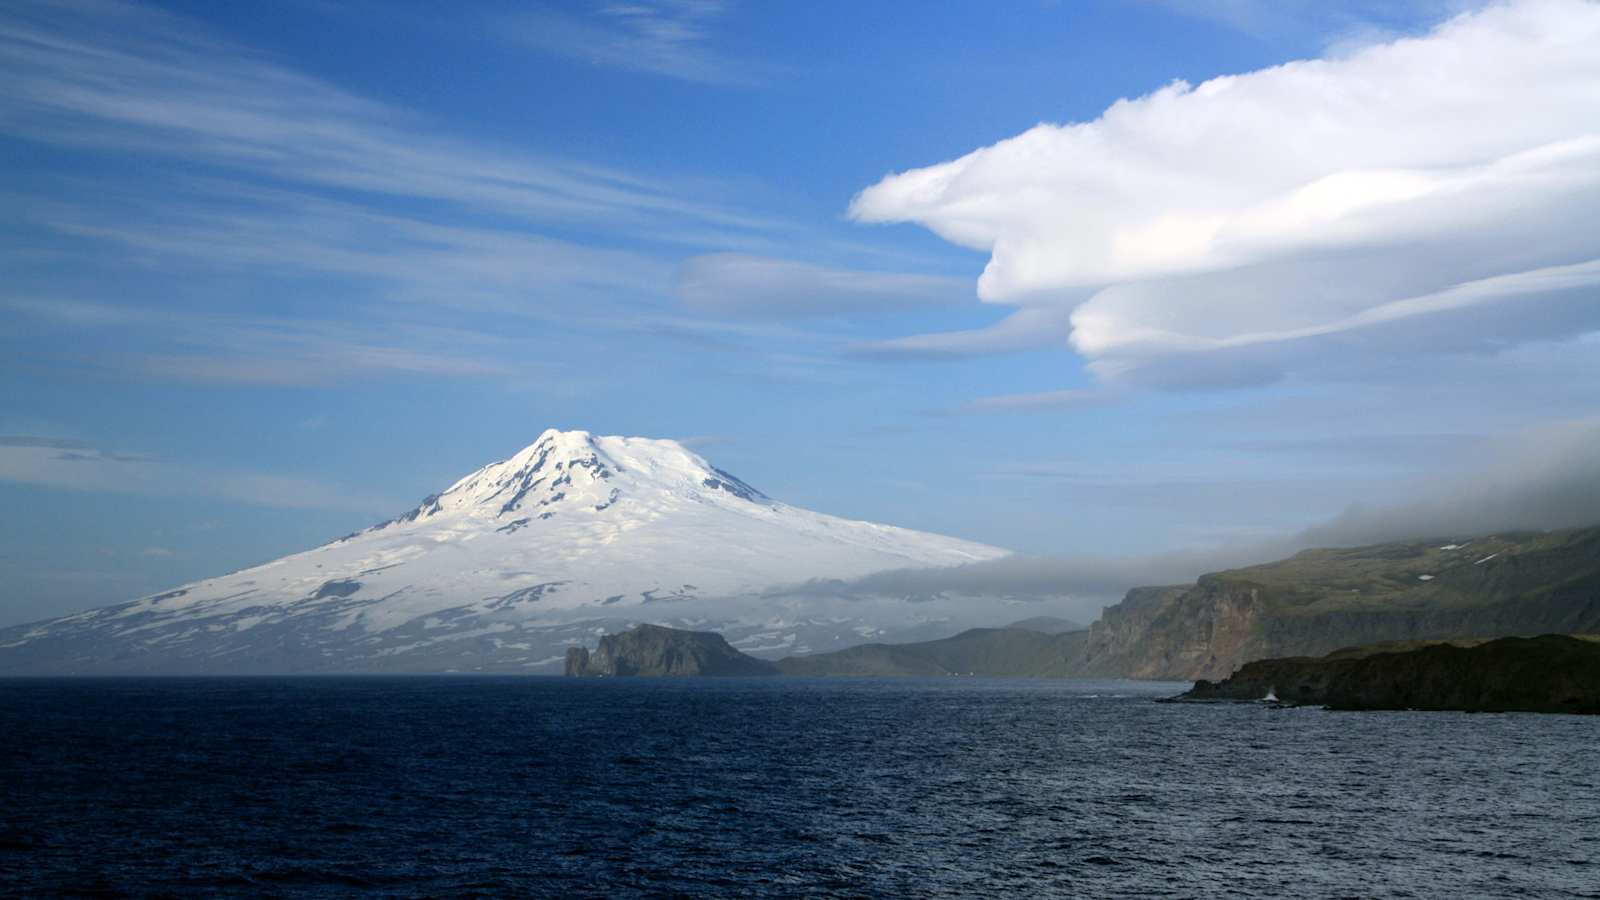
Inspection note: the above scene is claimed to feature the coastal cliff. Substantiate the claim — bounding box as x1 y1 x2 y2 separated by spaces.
1177 635 1600 713
564 624 778 677
1063 527 1600 681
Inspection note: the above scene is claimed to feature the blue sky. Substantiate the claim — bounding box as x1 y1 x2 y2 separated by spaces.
3 0 1598 626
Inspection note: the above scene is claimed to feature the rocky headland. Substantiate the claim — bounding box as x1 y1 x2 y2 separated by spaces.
1177 634 1600 713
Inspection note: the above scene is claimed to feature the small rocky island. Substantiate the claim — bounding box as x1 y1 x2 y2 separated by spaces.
564 624 778 677
1178 635 1600 714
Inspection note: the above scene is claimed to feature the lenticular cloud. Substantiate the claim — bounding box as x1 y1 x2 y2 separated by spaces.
850 0 1600 384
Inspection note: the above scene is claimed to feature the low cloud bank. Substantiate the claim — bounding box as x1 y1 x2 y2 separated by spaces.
1298 417 1600 547
809 550 1242 605
800 417 1600 616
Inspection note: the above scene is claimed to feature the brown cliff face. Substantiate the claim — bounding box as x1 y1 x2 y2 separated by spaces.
1064 580 1272 680
1066 527 1600 681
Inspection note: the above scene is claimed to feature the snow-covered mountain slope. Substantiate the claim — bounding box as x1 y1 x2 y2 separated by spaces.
0 430 1011 674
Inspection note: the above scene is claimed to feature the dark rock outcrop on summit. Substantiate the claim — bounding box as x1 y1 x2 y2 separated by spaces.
564 624 778 677
1178 635 1600 714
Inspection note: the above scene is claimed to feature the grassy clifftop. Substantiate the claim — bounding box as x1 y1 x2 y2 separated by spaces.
1212 528 1600 616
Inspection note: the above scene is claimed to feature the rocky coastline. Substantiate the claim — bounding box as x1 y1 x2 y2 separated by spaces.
1176 634 1600 714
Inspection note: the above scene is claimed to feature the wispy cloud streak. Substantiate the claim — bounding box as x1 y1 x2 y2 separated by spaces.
943 388 1110 416
4 297 528 386
0 0 765 233
0 436 396 513
500 1 758 85
678 254 971 318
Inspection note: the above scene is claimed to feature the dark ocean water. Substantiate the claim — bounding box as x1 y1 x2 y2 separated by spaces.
1 677 1597 898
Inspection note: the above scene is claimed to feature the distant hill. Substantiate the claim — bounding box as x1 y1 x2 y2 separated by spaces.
775 626 1081 677
1177 635 1600 713
1004 616 1085 635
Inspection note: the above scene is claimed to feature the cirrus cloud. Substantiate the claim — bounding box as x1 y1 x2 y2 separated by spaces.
0 436 396 514
677 253 972 319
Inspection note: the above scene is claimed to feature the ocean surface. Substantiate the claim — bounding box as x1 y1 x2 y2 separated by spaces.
1 677 1596 898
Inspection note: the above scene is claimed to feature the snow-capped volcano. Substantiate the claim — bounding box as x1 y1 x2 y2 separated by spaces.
0 430 1009 674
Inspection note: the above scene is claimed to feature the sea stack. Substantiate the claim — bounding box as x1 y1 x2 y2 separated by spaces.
564 624 778 677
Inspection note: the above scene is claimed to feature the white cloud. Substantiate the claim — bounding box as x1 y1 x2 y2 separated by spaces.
677 254 971 318
850 0 1600 385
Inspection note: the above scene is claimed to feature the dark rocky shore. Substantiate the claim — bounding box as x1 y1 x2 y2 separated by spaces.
566 623 1600 716
1177 634 1600 714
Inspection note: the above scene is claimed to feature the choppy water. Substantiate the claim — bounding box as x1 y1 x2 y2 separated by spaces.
1 677 1596 897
